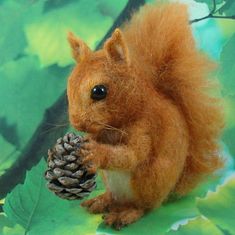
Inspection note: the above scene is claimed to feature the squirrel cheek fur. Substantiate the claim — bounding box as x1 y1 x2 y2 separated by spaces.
67 3 224 229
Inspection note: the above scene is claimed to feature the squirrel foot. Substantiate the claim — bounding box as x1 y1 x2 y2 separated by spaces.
81 192 111 214
102 207 144 230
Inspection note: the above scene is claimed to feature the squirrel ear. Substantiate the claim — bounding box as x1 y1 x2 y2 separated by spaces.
104 28 129 64
67 32 91 63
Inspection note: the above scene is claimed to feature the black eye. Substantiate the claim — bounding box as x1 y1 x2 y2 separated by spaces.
90 84 107 101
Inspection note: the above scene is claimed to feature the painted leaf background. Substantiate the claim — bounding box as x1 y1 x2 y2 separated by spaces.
3 159 103 235
167 174 235 235
194 0 223 10
197 174 235 234
195 0 235 14
2 151 235 235
218 0 235 15
0 0 126 177
0 0 235 234
167 217 224 235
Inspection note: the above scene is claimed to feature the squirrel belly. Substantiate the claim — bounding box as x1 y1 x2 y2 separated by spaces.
102 170 134 202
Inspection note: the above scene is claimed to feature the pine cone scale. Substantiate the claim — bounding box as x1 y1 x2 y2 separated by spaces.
64 163 78 171
54 159 66 166
53 168 72 177
63 155 77 162
47 182 64 192
71 170 84 178
57 176 79 186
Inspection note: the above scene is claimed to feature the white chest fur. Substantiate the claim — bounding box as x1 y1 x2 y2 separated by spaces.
103 170 134 201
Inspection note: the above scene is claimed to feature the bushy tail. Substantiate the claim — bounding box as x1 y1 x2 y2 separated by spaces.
123 2 224 194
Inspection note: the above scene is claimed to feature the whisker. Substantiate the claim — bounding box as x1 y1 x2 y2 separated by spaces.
94 121 127 135
40 123 70 136
45 122 70 127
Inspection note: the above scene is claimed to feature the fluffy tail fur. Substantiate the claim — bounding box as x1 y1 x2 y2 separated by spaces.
123 2 224 194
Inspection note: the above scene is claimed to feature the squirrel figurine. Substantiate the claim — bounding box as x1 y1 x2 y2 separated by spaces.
67 2 224 229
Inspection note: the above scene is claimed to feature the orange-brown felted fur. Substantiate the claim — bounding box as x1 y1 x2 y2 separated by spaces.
67 2 224 229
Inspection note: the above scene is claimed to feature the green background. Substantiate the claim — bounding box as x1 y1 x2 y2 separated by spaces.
0 0 235 234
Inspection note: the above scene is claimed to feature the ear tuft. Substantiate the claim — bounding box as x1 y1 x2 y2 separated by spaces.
104 28 129 63
67 32 91 63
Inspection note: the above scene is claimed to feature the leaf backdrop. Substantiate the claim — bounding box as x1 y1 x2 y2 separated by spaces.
0 0 235 234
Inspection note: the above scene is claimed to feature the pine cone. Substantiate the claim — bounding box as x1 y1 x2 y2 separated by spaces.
45 132 97 200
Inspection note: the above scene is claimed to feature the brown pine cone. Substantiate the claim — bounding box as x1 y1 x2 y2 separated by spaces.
45 133 97 200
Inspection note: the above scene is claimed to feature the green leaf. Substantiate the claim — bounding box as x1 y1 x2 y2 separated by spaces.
2 149 233 235
0 116 20 149
194 0 223 10
97 0 127 19
0 135 20 177
223 127 235 159
3 159 103 235
218 0 235 15
2 224 25 235
0 213 14 233
42 0 78 14
197 174 235 235
219 34 235 95
0 213 24 235
219 34 235 158
24 0 114 67
167 217 223 235
97 190 205 235
0 0 43 66
0 56 68 176
223 95 235 130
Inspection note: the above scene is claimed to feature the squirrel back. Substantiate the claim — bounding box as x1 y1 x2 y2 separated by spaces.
122 3 224 193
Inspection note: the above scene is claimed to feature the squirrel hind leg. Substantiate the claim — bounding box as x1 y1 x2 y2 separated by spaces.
81 191 112 214
103 206 144 230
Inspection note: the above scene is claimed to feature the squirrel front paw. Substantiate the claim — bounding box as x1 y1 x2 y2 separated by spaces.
80 137 107 169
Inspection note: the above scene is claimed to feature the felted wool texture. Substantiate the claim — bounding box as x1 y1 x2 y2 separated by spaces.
66 2 224 226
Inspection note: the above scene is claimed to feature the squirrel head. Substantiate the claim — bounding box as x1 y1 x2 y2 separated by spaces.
67 29 144 133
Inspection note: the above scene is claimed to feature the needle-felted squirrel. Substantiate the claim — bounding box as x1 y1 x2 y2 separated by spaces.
67 2 224 229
